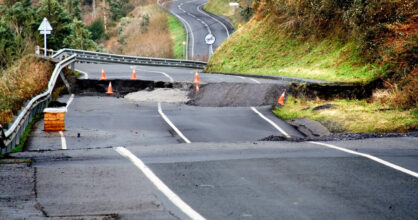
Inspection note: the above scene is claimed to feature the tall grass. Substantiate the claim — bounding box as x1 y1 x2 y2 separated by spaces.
0 55 54 128
103 4 174 58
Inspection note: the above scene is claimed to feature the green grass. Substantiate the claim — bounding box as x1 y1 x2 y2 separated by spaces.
206 17 387 83
10 114 41 154
167 13 187 59
273 96 418 133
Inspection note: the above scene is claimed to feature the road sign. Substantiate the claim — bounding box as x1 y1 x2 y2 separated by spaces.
40 30 51 34
229 2 239 7
205 34 215 45
38 18 53 56
38 18 53 32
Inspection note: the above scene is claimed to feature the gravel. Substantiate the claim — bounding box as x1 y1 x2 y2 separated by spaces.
260 131 418 142
125 88 189 103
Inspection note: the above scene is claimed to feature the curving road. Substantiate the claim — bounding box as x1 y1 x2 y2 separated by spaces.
159 0 234 60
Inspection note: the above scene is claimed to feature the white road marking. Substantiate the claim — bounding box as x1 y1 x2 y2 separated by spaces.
137 68 174 82
238 76 261 84
59 131 67 150
159 0 195 58
58 94 75 150
158 102 191 143
310 141 418 178
66 94 75 110
74 68 89 79
196 4 230 36
114 147 205 220
251 107 291 138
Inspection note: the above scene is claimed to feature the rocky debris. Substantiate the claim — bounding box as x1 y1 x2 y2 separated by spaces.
125 88 189 103
286 118 332 137
260 131 418 142
187 82 290 107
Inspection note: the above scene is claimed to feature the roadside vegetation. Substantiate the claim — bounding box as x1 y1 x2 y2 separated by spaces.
0 56 54 127
203 0 253 28
168 13 187 59
274 96 417 133
206 0 417 133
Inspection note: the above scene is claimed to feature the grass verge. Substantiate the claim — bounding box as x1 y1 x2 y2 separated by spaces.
10 114 42 153
273 96 418 133
167 13 187 59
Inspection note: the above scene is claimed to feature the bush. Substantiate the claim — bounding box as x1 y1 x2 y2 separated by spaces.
89 18 105 41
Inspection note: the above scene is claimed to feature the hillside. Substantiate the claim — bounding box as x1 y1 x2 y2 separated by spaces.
207 0 417 106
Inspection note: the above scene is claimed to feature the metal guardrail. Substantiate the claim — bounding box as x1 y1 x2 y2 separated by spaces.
0 54 77 154
52 49 207 69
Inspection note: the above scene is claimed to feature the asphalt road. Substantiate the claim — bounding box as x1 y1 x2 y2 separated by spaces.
74 63 276 84
7 138 418 219
159 0 233 60
26 95 301 151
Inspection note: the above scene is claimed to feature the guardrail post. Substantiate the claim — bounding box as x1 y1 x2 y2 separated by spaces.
0 124 6 150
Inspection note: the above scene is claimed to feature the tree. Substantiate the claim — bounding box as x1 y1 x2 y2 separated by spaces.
0 19 18 67
88 18 105 41
66 0 82 20
63 19 97 50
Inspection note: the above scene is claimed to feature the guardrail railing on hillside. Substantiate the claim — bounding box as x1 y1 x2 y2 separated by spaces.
0 54 77 154
52 48 207 69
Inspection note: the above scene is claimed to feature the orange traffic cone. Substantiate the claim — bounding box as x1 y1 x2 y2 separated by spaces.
106 81 114 94
100 68 107 80
278 91 286 105
195 84 200 92
131 68 138 80
193 70 200 84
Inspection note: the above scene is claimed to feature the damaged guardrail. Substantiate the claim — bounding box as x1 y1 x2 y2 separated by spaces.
0 54 77 154
52 48 207 69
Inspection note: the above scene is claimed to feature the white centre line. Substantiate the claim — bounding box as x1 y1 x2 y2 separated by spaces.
309 141 418 178
138 68 174 83
238 76 261 84
114 146 206 220
158 102 191 143
59 131 67 150
251 107 291 138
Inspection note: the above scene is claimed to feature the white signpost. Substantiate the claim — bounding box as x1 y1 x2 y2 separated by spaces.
205 34 215 45
38 18 53 56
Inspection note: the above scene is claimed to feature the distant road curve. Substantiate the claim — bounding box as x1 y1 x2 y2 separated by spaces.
159 0 234 60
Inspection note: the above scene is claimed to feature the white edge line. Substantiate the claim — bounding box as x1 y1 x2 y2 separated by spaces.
160 0 195 58
309 141 418 178
59 131 67 150
158 102 191 143
66 94 75 110
114 147 205 220
74 68 89 79
138 68 174 83
58 94 75 150
251 107 291 138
